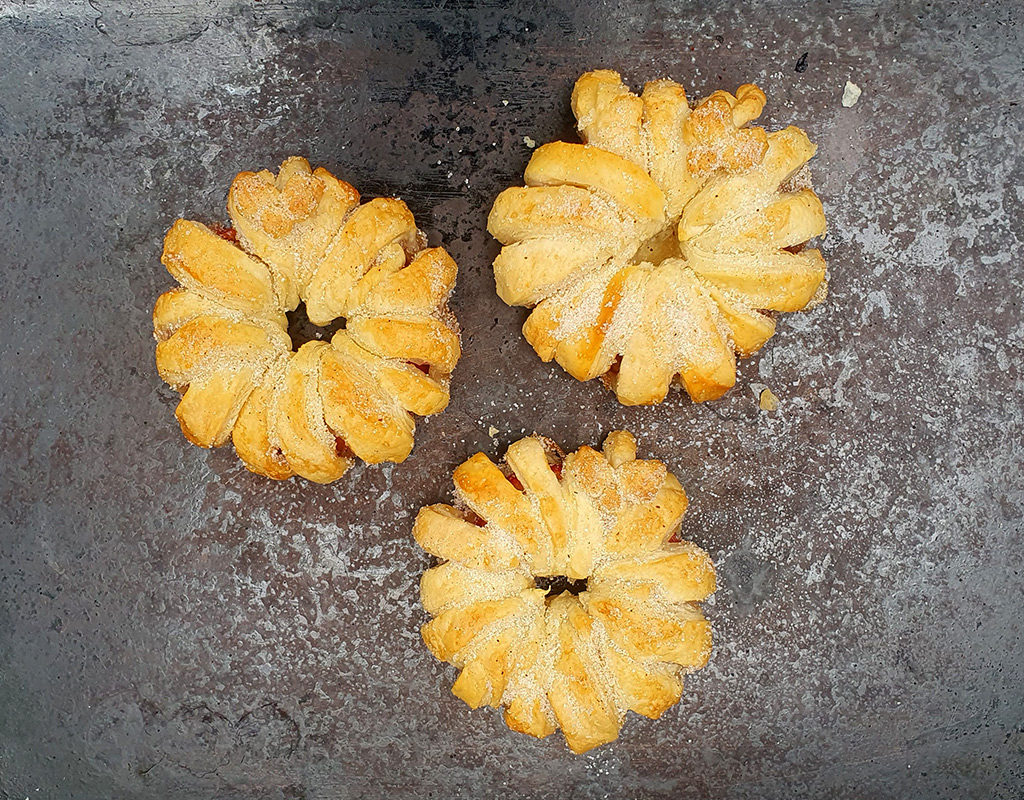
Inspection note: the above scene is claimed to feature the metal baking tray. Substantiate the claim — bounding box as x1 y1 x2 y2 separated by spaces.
1 1 1021 797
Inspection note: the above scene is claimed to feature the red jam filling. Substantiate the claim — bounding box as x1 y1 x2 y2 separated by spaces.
549 462 563 480
209 222 239 244
335 436 355 459
466 512 486 527
666 520 684 543
508 474 524 491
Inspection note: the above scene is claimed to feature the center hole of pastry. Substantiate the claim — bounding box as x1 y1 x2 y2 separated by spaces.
535 575 588 598
632 224 682 267
286 302 345 349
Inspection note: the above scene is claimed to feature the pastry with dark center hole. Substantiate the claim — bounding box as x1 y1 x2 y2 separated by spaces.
153 158 461 482
414 431 716 753
488 69 828 404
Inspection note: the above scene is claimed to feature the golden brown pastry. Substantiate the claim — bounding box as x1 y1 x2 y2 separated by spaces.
153 158 460 482
488 70 828 405
414 431 716 753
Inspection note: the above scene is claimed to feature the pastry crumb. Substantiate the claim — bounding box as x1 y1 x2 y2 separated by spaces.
488 425 499 437
759 388 780 412
523 135 536 148
842 80 862 107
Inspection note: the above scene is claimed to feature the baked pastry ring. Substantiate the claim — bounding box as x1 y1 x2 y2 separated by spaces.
153 158 460 483
414 431 715 753
488 70 828 404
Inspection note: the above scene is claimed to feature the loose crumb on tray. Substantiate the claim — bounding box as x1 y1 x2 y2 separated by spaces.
842 80 862 107
759 388 781 412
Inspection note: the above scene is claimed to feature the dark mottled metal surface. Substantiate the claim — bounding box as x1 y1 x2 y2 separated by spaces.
1 1 1022 798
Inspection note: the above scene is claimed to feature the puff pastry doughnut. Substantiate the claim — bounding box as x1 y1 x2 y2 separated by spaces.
153 158 460 482
488 70 828 404
414 431 715 753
